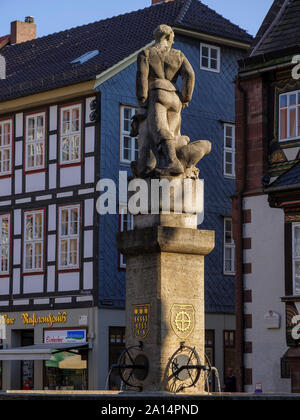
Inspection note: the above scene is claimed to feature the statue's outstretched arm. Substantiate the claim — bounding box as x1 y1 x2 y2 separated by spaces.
136 51 149 107
180 55 195 105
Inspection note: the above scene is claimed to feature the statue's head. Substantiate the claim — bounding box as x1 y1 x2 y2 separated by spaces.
153 25 174 48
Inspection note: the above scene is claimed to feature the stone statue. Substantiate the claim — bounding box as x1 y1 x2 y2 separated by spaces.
131 24 211 179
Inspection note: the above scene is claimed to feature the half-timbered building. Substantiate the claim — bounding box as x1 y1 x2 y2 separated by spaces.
234 0 300 393
0 0 251 390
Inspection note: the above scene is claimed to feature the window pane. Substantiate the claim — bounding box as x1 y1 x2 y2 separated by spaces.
3 123 10 145
280 109 287 139
1 246 8 272
72 108 80 132
290 108 296 138
62 138 70 162
71 136 80 160
294 227 300 257
36 116 44 139
70 209 78 235
211 48 218 59
63 110 70 134
225 137 232 148
36 142 44 167
280 95 287 108
201 57 209 68
60 240 68 266
290 94 297 106
295 261 300 295
25 243 33 269
210 58 217 70
2 218 9 244
202 46 209 58
26 215 33 240
28 118 35 140
225 152 233 164
70 239 78 265
61 210 69 236
35 242 42 269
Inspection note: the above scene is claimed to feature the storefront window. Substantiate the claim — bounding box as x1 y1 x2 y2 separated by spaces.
44 349 88 390
109 327 126 390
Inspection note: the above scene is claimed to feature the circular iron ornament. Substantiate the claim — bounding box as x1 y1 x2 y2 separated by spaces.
172 354 191 381
167 344 205 393
133 354 149 381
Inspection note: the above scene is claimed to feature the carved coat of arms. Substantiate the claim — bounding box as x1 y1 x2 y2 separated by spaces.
132 304 150 340
170 304 195 340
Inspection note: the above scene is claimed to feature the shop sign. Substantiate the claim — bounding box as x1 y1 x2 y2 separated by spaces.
44 329 87 344
22 312 67 327
0 314 15 325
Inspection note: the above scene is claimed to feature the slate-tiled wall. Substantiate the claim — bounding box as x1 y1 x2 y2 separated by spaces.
97 35 245 313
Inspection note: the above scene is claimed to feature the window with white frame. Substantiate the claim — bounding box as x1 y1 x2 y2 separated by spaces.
119 207 134 268
58 205 80 270
224 124 235 177
60 104 82 165
0 214 10 274
200 43 220 73
24 211 44 272
25 113 46 171
0 120 12 176
120 106 138 164
293 223 300 294
224 218 235 275
279 90 300 141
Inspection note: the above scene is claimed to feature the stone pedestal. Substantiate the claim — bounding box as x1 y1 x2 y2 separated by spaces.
117 224 214 393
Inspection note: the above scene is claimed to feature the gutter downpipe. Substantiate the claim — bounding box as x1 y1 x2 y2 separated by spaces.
234 78 248 392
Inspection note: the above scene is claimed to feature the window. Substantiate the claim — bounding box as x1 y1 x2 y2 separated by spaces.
224 330 236 383
24 210 44 273
224 124 235 178
60 104 82 165
120 106 138 164
224 217 235 275
200 43 220 73
58 205 80 270
0 119 12 176
279 90 300 141
119 207 134 268
0 214 10 275
292 223 300 294
25 112 46 171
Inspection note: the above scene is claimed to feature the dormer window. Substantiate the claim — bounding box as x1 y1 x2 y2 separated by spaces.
279 90 300 141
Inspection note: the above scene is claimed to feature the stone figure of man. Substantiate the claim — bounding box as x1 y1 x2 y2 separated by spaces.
133 24 195 176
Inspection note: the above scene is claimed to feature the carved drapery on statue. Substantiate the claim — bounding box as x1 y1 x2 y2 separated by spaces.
131 24 211 180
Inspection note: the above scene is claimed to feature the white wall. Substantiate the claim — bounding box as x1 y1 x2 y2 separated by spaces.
243 195 290 393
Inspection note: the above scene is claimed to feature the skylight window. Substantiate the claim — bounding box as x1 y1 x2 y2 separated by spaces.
71 50 99 65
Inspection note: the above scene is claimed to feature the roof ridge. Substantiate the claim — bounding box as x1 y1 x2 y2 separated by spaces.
175 0 193 24
250 0 290 57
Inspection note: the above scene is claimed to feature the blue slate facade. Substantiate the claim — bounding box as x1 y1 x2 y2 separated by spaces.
97 34 245 314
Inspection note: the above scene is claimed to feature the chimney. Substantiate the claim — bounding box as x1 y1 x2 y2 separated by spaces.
152 0 175 4
10 17 36 44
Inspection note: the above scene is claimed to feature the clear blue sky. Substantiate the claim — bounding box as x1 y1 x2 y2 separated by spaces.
0 0 273 38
